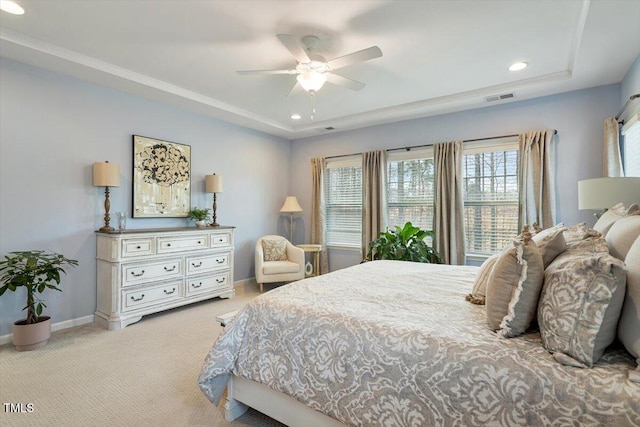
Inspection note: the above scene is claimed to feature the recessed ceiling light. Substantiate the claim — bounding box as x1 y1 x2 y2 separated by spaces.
509 62 528 72
0 1 25 15
290 114 302 120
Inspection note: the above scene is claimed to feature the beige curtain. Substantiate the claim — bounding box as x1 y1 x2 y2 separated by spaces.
434 141 465 265
604 117 624 177
362 150 388 255
311 158 329 274
518 129 556 229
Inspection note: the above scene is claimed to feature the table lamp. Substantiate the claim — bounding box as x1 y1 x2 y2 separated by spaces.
93 161 120 232
206 174 223 227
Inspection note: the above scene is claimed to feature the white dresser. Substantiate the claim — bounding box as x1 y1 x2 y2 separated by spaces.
95 226 234 330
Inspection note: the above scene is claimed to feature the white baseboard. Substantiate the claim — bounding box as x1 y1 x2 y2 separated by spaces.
0 279 256 346
0 314 95 346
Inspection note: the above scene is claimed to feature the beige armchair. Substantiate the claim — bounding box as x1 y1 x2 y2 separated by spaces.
255 235 305 292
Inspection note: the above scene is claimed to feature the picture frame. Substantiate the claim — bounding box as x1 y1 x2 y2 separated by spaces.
132 135 191 218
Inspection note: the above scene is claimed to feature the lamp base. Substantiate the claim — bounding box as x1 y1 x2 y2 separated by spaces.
98 226 115 232
210 222 220 227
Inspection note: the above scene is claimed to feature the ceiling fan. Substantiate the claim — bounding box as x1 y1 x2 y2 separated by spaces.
237 34 382 94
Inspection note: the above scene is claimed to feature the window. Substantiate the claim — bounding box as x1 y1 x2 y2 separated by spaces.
463 141 519 256
623 113 640 177
325 157 362 248
387 149 435 231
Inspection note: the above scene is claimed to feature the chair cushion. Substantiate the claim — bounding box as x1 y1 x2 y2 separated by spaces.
262 239 287 261
262 260 302 275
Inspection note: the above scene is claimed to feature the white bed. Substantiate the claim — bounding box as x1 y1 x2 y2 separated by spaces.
199 255 640 426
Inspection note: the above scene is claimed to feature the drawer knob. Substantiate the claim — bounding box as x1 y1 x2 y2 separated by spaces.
216 258 225 264
164 288 176 295
164 265 176 272
136 245 141 249
192 282 203 289
167 243 171 247
198 241 202 244
192 261 203 268
131 270 145 277
216 278 225 283
131 294 145 302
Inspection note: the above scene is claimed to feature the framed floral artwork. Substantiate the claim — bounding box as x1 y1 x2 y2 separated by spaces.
132 135 191 218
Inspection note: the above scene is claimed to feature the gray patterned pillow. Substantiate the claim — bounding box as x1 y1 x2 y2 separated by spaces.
485 228 544 337
538 252 627 368
532 223 567 268
466 254 499 305
262 239 287 261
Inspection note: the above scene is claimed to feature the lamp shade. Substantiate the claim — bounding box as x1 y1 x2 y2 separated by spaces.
280 196 303 213
297 71 327 92
578 177 640 210
93 162 120 187
205 174 223 193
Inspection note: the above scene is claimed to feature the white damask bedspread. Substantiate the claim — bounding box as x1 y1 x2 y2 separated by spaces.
199 260 640 426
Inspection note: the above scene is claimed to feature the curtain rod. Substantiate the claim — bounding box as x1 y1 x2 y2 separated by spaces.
616 93 640 123
325 129 558 160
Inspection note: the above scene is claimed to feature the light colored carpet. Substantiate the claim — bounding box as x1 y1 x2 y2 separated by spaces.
0 283 285 427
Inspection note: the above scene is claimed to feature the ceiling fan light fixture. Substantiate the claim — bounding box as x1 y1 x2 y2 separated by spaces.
0 1 25 15
297 71 327 93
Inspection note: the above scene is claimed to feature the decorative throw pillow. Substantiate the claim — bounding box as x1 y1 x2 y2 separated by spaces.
531 223 567 269
605 216 640 261
485 227 545 337
617 236 640 382
466 254 499 305
538 252 627 368
262 239 287 261
564 226 608 255
593 203 640 237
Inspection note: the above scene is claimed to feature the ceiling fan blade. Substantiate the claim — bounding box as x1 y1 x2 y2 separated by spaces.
277 34 311 63
326 73 366 91
328 46 382 70
236 69 296 75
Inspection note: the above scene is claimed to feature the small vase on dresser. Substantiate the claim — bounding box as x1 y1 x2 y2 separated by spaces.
95 226 235 330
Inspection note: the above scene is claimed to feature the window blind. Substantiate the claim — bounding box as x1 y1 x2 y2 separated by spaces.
463 142 519 256
387 149 435 231
325 157 362 248
623 115 640 177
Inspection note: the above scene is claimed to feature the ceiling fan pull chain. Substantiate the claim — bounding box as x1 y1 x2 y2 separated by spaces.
310 93 316 122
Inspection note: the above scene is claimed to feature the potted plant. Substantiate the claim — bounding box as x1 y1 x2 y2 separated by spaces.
365 221 443 264
0 250 78 351
187 207 211 228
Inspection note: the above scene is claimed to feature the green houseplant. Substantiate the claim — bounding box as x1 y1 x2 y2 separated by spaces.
0 250 78 351
187 207 211 228
365 222 443 264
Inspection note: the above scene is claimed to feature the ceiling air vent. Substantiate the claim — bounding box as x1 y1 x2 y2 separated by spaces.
325 126 335 130
484 93 515 103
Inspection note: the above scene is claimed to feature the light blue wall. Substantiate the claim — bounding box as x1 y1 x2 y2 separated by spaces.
290 84 621 271
0 59 291 336
621 54 640 108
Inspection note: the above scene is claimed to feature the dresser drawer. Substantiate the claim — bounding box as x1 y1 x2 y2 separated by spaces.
123 258 182 286
121 238 155 258
186 272 230 297
122 281 181 312
186 252 230 274
157 234 208 254
210 231 232 248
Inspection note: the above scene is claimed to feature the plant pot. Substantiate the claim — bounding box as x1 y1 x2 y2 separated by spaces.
12 316 51 351
195 220 207 228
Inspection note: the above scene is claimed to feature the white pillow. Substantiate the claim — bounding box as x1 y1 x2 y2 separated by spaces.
466 254 499 305
618 236 640 382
